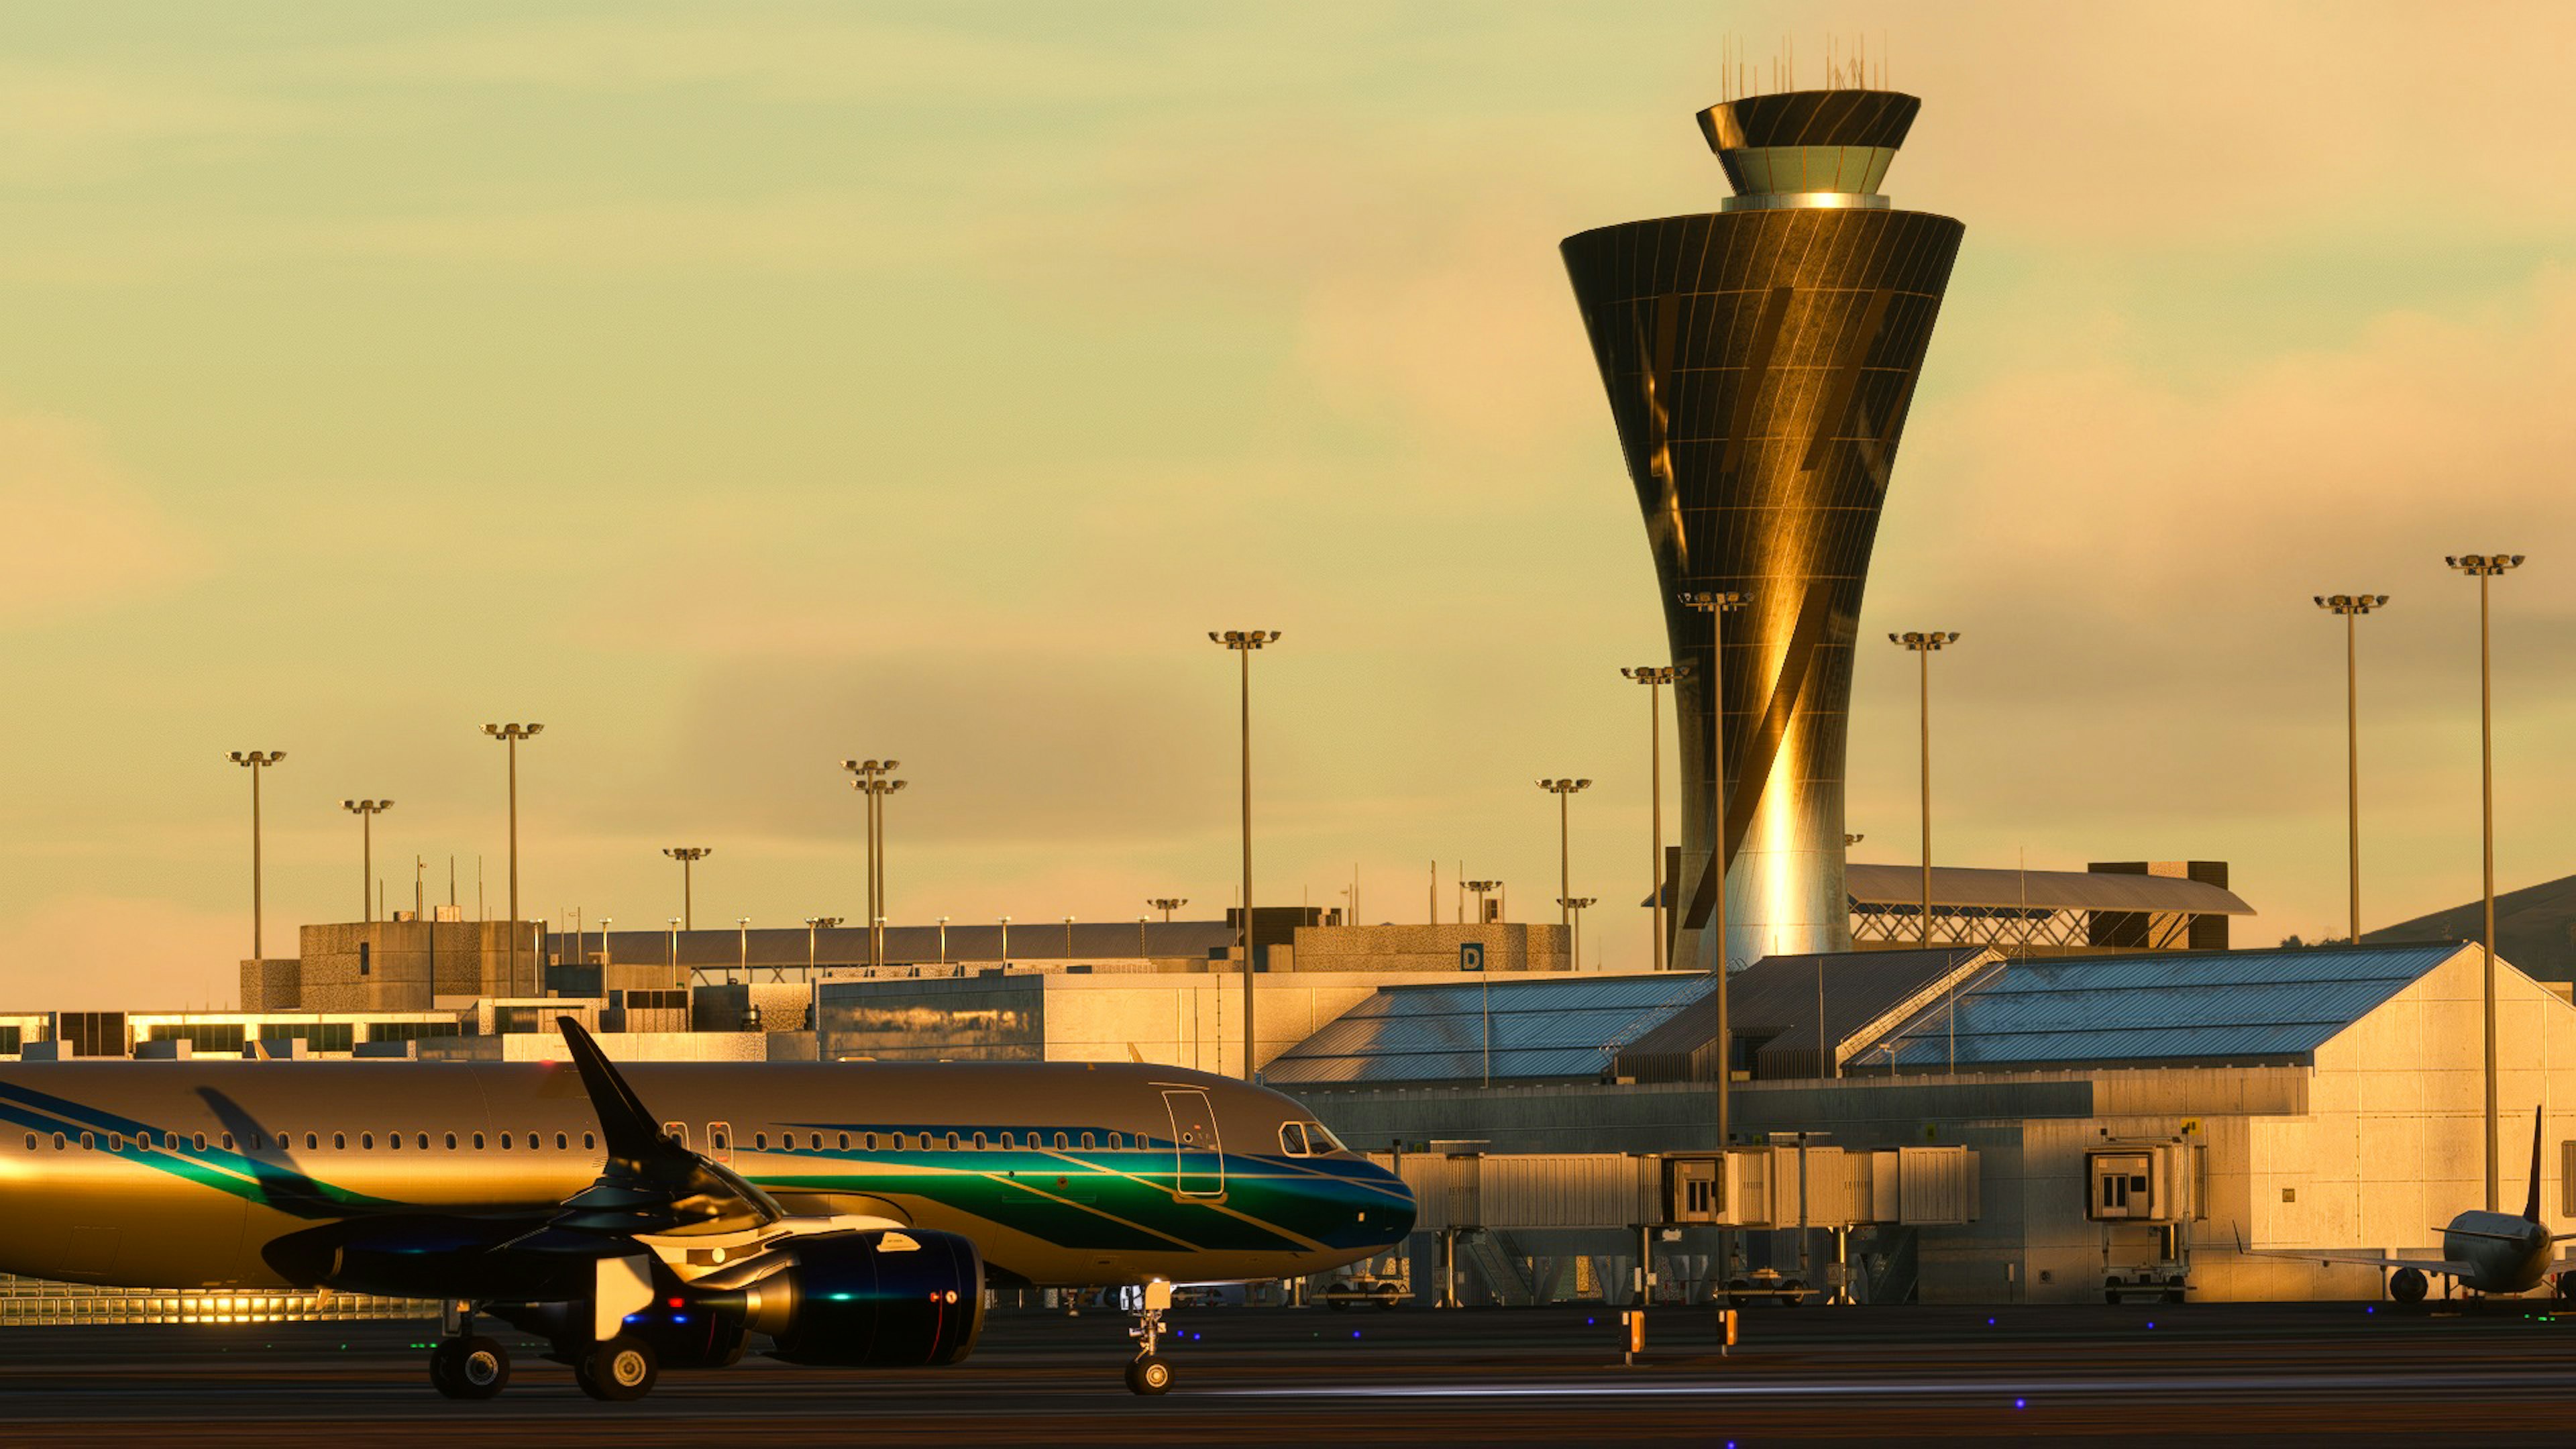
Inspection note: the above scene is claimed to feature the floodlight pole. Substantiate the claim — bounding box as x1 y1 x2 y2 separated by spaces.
2449 553 2522 1214
1536 780 1592 953
341 798 392 924
481 723 544 995
1890 634 1960 950
662 847 711 931
2314 594 2389 943
1623 665 1682 970
228 751 286 961
1210 629 1281 1080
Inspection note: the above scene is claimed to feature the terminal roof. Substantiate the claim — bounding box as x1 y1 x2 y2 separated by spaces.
1263 973 1713 1087
1860 943 2462 1072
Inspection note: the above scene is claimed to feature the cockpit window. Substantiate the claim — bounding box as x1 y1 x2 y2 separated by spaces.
1306 1121 1346 1154
1279 1122 1311 1156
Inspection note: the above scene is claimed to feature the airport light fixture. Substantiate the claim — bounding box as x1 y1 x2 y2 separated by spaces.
1678 592 1748 1158
1622 664 1684 970
2313 594 2391 945
481 722 544 996
1148 897 1189 922
1535 779 1593 950
998 915 1012 961
1209 628 1281 1081
598 918 611 971
804 916 843 976
665 916 680 975
2447 553 2523 1214
842 759 906 971
936 916 949 965
661 847 712 931
1464 880 1502 925
1557 896 1601 971
1888 633 1962 950
341 798 393 924
227 751 286 961
736 916 751 985
1064 915 1077 957
1138 916 1151 957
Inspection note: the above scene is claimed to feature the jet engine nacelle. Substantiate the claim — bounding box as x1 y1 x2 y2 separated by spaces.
694 1228 983 1368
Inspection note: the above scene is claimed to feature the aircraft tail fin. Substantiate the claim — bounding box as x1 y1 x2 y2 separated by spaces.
2526 1105 2546 1224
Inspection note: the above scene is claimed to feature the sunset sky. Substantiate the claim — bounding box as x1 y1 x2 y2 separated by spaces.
5 1 2574 1008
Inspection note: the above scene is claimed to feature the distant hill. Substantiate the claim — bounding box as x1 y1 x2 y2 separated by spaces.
2363 873 2576 983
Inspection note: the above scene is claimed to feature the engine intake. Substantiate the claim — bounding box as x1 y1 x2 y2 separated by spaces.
694 1228 983 1367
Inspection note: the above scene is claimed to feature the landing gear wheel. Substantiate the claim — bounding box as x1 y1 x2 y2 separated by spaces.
2390 1267 2429 1305
430 1336 509 1399
1126 1354 1173 1395
576 1336 658 1402
2556 1271 2576 1303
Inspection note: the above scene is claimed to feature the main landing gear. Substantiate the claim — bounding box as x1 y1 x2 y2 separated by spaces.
574 1336 659 1402
1125 1281 1176 1396
430 1302 511 1401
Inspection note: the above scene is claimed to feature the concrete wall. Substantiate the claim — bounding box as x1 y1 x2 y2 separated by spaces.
1287 923 1568 975
292 922 543 1012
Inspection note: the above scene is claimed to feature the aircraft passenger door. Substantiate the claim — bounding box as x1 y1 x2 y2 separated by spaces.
1161 1090 1224 1198
707 1121 733 1167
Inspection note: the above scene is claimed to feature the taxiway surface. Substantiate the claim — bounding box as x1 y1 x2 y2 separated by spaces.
5 1302 2576 1444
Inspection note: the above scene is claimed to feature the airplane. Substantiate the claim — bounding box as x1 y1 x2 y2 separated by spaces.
2235 1107 2576 1305
0 1018 1414 1400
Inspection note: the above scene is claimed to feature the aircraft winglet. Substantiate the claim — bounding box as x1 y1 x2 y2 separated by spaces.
557 1015 669 1163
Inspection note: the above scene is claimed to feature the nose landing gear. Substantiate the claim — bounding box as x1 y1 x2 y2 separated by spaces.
1125 1280 1176 1395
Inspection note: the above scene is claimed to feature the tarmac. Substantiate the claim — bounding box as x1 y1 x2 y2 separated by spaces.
6 1300 2576 1444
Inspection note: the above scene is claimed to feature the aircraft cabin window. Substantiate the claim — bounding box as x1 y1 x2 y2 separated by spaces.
388 1134 400 1151
20 1134 32 1150
811 1133 823 1150
584 1132 596 1150
195 1134 209 1152
334 1134 347 1150
1054 1132 1069 1150
754 1133 767 1150
1110 1133 1124 1150
1279 1122 1309 1156
306 1134 319 1150
417 1134 429 1150
81 1133 94 1150
223 1134 237 1150
134 1134 151 1153
444 1133 457 1150
863 1132 877 1150
473 1133 486 1150
1000 1132 1016 1149
556 1133 568 1150
527 1132 540 1151
1081 1132 1095 1150
109 1133 125 1151
973 1133 987 1150
945 1133 960 1151
52 1133 65 1150
500 1134 513 1149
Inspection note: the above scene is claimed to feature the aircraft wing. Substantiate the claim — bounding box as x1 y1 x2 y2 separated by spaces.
2231 1226 2468 1277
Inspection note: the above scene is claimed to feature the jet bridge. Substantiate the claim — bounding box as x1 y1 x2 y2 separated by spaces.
1375 1142 1979 1306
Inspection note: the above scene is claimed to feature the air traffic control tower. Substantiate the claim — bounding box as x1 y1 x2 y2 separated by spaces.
1562 89 1964 971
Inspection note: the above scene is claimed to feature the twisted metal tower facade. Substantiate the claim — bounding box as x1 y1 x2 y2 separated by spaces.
1561 89 1964 970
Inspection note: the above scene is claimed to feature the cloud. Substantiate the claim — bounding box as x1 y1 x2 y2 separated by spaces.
0 894 245 1011
0 63 306 184
0 413 201 625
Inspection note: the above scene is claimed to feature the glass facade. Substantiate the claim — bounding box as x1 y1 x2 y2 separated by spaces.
816 977 1044 1062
